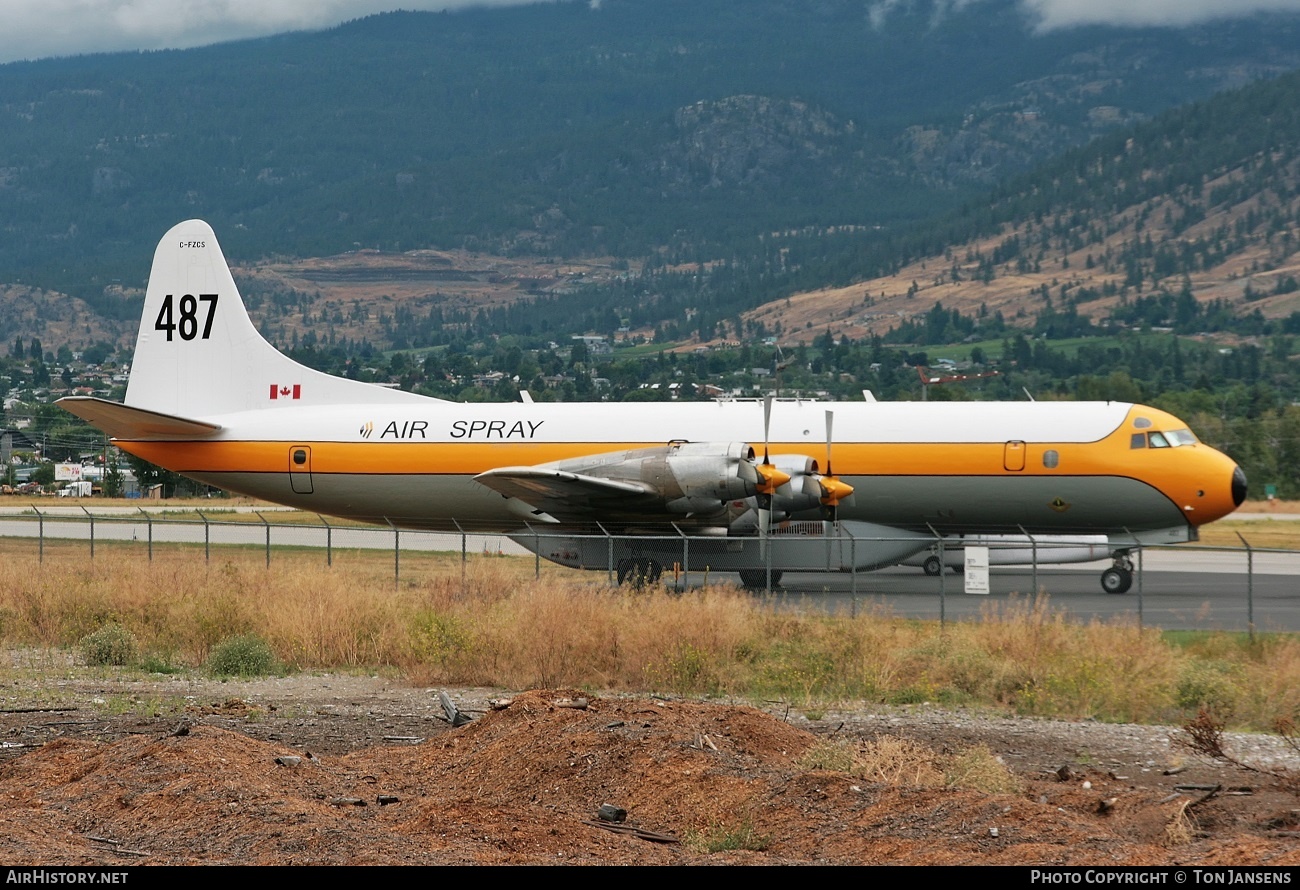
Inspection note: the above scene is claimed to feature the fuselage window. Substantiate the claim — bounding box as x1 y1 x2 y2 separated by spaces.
1043 449 1060 468
1130 434 1147 449
1148 432 1170 448
293 449 308 465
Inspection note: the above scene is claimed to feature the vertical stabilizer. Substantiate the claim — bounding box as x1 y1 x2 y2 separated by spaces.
124 220 429 417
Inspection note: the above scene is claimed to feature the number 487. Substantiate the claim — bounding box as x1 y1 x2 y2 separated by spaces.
155 293 219 341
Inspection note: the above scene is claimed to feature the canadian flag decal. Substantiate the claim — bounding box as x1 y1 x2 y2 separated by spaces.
269 384 301 400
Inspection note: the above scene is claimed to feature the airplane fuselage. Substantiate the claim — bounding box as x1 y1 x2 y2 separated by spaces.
114 397 1241 543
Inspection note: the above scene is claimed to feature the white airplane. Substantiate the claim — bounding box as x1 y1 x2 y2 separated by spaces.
58 220 1247 593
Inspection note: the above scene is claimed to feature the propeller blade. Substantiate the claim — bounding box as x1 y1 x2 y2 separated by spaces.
819 408 855 522
762 395 773 464
824 410 834 478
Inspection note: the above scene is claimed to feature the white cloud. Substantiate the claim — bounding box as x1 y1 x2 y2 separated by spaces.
0 1 541 65
1021 0 1300 30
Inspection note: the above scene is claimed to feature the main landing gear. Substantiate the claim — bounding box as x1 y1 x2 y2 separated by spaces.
1100 552 1134 594
738 569 784 589
921 555 960 576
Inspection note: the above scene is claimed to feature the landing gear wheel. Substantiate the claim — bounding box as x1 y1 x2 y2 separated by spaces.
922 555 943 577
1100 567 1132 595
617 558 663 588
738 569 783 589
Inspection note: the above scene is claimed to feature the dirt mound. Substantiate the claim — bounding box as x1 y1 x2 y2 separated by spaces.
2 685 1298 865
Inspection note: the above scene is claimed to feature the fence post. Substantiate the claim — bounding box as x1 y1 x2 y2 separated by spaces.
317 515 332 567
927 524 945 629
1019 524 1037 594
255 511 270 568
80 505 94 559
198 511 210 562
938 537 946 629
1236 531 1255 642
672 523 689 592
454 519 466 595
137 507 153 561
33 505 43 563
597 522 614 586
385 517 399 587
1122 527 1142 629
765 521 774 597
849 531 858 619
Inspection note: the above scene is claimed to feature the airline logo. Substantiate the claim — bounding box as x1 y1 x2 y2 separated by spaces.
360 421 374 438
269 384 301 400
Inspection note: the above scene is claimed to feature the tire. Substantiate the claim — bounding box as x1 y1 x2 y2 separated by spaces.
922 555 943 576
738 569 783 589
1100 567 1132 595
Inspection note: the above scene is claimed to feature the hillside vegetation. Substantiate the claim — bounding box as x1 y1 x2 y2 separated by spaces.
2 0 1300 308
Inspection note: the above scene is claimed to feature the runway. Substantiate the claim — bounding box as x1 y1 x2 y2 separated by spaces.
727 552 1299 633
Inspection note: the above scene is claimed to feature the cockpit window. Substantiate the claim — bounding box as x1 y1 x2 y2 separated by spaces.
1133 417 1152 429
1133 429 1196 449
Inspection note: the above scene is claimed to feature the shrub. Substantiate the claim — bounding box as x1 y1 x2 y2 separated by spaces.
79 623 139 667
943 743 1024 794
207 634 279 677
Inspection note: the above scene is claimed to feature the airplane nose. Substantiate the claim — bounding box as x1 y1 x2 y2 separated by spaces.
1232 465 1247 507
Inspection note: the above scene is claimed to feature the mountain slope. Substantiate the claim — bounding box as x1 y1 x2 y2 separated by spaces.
3 0 1300 310
736 68 1300 347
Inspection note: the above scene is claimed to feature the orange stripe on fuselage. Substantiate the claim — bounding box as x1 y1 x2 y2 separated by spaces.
112 404 1240 527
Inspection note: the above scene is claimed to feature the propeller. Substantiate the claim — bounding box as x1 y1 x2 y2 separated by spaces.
755 395 790 554
818 409 855 524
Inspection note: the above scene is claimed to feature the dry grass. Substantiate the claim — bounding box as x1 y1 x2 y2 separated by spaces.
0 547 1296 733
854 735 947 786
1165 799 1198 846
810 734 1022 793
1198 518 1300 550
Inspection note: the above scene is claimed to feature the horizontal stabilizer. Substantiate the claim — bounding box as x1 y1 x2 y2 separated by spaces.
56 396 222 440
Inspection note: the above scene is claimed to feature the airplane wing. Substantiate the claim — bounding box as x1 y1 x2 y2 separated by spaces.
55 396 223 440
474 467 658 521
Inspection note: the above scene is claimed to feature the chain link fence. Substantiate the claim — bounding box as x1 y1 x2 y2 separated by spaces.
1 506 1296 633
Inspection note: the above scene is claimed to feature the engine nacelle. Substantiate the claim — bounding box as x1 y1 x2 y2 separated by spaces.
660 440 760 511
767 454 824 514
542 440 761 517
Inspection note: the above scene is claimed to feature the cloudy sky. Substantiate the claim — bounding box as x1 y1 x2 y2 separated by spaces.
2 0 1300 66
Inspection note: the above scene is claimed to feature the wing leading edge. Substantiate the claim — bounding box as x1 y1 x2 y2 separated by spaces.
474 467 657 521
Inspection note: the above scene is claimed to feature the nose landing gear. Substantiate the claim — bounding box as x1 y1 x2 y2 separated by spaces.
1100 552 1134 594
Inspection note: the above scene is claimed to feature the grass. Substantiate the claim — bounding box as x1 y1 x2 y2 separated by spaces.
1197 518 1300 550
0 547 1297 733
686 821 771 853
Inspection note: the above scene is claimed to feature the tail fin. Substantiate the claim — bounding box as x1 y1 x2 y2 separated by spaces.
123 219 430 417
